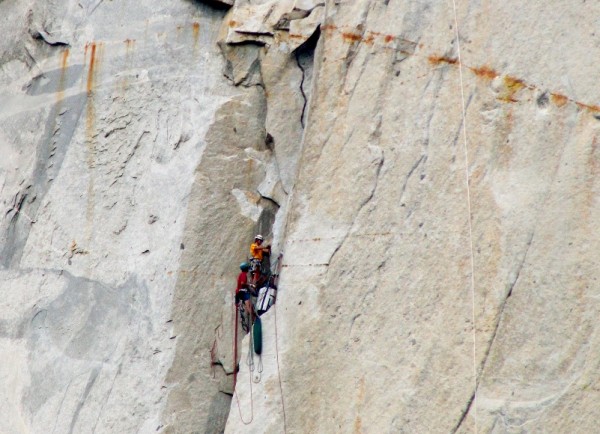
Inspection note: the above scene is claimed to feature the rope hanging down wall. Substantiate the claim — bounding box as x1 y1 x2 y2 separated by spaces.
449 0 479 432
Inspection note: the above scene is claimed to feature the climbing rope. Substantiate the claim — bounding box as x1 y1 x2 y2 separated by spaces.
233 286 239 389
253 357 263 384
232 298 256 425
233 360 255 425
273 300 288 434
230 251 286 429
450 0 479 432
247 328 255 372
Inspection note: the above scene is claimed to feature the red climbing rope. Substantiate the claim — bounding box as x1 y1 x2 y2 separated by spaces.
233 287 239 389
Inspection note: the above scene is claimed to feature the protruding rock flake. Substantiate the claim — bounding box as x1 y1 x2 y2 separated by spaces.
1 0 600 433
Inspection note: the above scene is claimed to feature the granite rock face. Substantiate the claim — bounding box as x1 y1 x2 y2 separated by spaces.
226 1 600 434
0 1 240 432
1 0 599 433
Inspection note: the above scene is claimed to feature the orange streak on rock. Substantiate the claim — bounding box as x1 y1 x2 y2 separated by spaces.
342 32 362 43
470 65 498 80
428 55 458 65
86 42 97 95
551 93 569 107
497 75 527 103
56 49 70 102
60 49 70 70
576 101 600 113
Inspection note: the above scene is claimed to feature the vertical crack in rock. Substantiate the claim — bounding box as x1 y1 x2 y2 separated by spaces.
92 360 123 433
68 367 101 434
295 50 308 128
477 230 535 379
329 143 384 266
400 154 426 202
451 92 475 148
450 390 476 434
53 375 76 434
506 231 534 298
292 27 320 130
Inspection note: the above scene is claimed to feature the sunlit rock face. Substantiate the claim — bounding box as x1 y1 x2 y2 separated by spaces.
2 0 600 433
0 1 237 432
226 1 600 434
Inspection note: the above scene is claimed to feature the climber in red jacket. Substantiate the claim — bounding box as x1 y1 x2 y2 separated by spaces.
236 262 254 320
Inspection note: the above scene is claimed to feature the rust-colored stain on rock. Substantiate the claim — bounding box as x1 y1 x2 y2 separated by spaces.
470 65 498 80
576 101 600 113
323 24 405 48
56 49 70 101
354 416 362 434
86 42 98 95
498 76 526 102
342 32 363 43
84 42 102 239
428 55 458 65
192 22 200 51
60 49 70 70
551 93 569 107
314 23 600 116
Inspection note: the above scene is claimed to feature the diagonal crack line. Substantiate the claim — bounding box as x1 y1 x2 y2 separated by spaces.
507 230 534 298
295 51 308 128
92 359 124 434
451 390 476 434
69 367 101 434
400 154 425 201
452 92 475 148
477 229 535 380
358 153 384 211
329 153 384 266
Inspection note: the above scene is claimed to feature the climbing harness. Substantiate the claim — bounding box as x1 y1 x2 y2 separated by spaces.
239 302 251 334
450 0 479 432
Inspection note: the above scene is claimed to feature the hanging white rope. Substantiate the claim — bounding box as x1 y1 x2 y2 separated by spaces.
449 0 479 432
